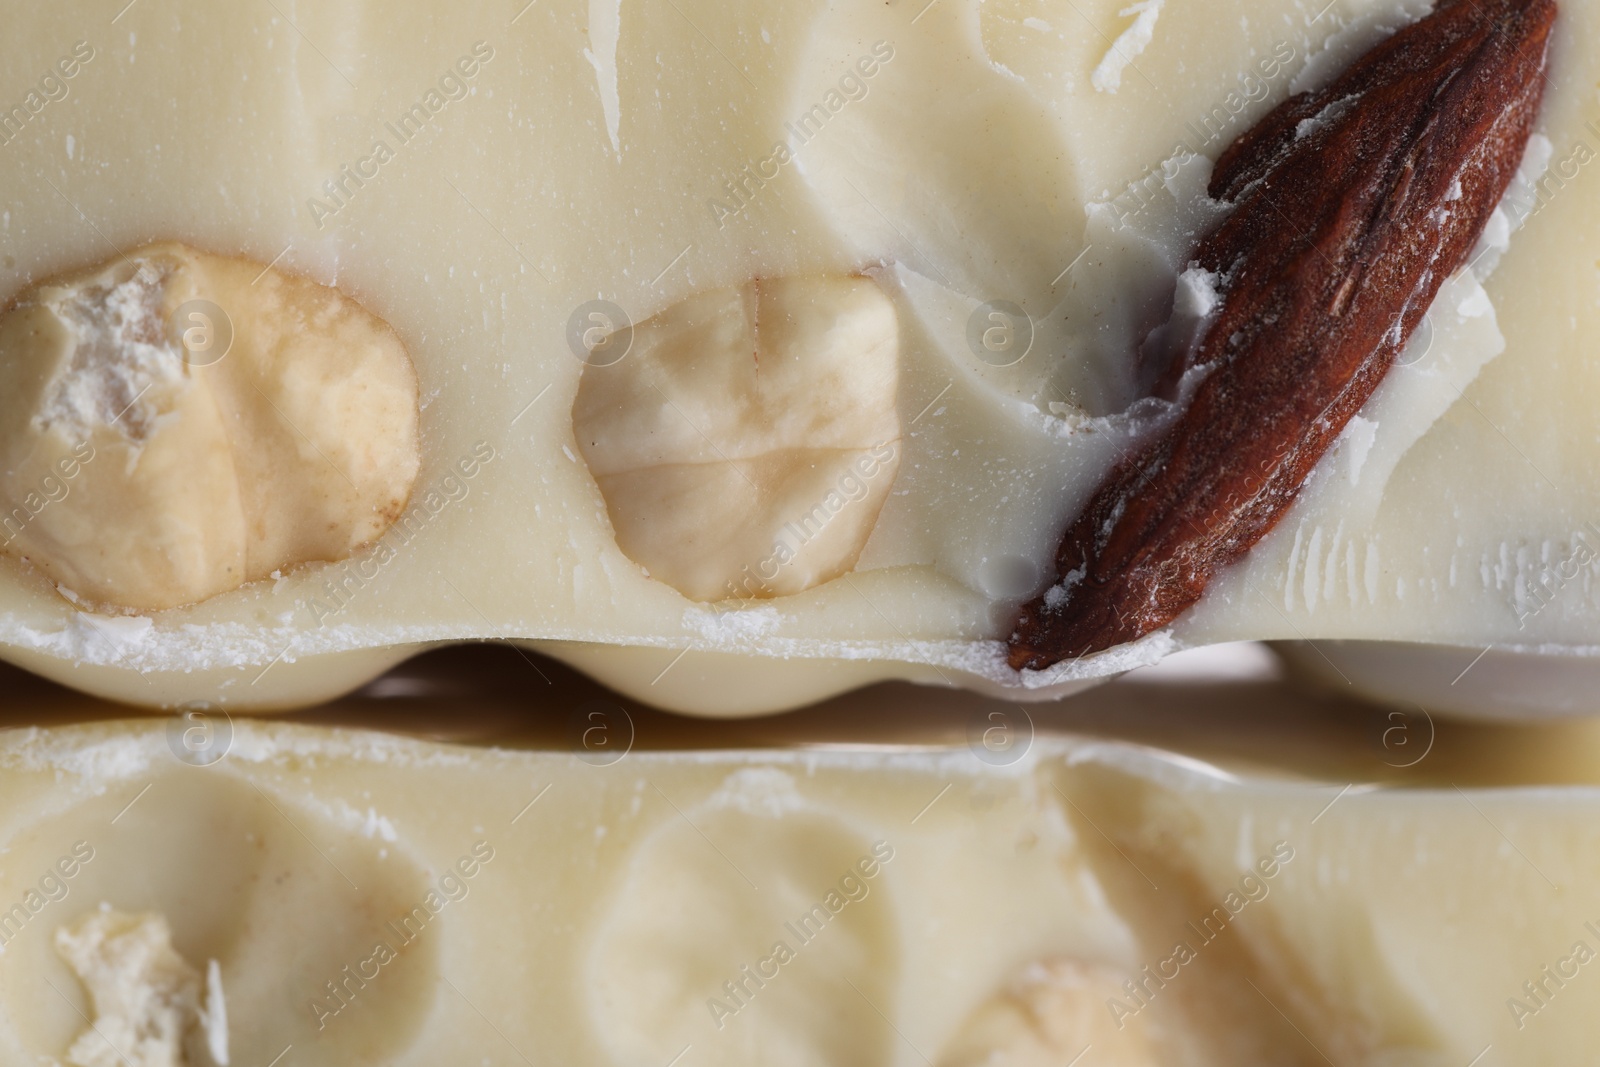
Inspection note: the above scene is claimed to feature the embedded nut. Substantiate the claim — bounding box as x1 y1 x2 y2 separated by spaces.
0 243 421 611
1009 0 1556 668
937 959 1159 1066
572 275 901 603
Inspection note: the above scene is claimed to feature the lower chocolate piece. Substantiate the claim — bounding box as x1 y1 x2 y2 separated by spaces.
2 710 1599 1064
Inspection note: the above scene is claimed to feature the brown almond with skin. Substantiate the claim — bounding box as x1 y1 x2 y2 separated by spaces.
1009 0 1557 670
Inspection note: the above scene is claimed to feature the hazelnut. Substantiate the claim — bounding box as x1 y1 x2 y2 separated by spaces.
0 243 420 611
572 275 901 603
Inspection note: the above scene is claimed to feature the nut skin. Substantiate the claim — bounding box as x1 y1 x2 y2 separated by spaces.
0 243 421 612
1010 0 1557 670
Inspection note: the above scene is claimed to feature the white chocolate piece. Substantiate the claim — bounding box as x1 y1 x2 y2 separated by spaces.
202 960 229 1066
0 244 420 612
573 275 901 602
1 709 1599 1064
0 0 1596 714
55 907 203 1067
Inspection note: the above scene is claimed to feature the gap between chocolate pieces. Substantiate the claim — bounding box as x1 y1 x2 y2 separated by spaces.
1008 0 1558 672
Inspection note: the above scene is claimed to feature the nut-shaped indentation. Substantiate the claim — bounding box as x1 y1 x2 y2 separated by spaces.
587 771 899 1065
0 770 438 1066
572 276 901 602
0 243 421 611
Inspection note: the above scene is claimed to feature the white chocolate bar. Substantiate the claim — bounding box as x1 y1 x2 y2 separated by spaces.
0 0 1596 714
3 657 1600 1065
